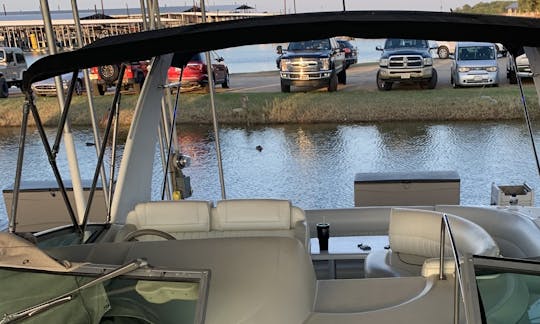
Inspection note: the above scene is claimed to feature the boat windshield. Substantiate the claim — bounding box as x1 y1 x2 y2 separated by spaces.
465 256 540 324
0 264 209 324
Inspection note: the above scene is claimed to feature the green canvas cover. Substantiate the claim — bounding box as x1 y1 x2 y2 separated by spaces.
0 268 110 323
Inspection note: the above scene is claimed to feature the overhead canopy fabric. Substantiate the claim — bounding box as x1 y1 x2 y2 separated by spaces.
23 10 540 91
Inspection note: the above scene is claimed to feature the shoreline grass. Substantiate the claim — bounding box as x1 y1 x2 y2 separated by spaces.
0 85 538 127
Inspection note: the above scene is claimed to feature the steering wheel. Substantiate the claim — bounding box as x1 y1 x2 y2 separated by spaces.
123 229 175 242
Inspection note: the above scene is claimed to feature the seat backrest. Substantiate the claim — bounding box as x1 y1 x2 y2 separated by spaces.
390 208 499 258
116 200 212 241
212 199 308 248
436 205 540 258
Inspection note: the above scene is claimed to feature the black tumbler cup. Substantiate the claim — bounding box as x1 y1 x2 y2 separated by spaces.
316 223 330 251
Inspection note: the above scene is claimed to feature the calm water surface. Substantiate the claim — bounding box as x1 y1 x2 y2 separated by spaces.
1 121 540 231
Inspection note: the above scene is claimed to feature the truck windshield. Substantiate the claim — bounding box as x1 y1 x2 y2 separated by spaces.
458 46 495 60
288 39 331 51
0 51 4 61
384 39 427 49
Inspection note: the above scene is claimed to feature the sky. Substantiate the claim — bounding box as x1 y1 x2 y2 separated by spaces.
7 0 488 14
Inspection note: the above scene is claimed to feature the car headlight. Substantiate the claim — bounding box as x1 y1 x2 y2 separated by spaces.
379 58 389 67
458 67 471 72
486 66 497 72
423 57 433 66
280 59 290 71
320 58 330 70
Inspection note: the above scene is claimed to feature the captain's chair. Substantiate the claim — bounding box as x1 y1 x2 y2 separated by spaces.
364 208 500 278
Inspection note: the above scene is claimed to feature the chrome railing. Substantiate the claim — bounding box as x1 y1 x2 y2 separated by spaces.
439 213 474 324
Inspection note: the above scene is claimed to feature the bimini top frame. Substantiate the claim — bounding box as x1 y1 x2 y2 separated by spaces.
13 10 540 232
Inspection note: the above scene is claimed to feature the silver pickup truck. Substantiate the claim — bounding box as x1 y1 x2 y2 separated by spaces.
376 39 437 91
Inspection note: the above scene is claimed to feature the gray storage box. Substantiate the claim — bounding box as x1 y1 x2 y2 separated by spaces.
3 180 107 232
354 171 460 206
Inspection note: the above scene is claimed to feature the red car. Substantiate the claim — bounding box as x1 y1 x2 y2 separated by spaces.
167 52 230 90
89 61 149 95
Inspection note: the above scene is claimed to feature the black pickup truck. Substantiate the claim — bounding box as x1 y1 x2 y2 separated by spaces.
376 39 437 91
277 38 346 92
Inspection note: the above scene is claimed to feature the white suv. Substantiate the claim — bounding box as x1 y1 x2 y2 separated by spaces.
0 47 27 88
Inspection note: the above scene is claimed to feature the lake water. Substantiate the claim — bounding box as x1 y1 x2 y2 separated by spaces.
1 120 539 231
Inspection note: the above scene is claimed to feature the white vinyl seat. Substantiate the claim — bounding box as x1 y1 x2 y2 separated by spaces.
211 199 309 250
364 208 500 278
115 199 309 251
115 200 212 241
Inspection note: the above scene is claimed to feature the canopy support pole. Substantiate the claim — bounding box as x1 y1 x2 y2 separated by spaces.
201 0 227 199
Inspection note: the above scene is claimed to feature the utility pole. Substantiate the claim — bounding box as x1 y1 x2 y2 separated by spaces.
293 0 296 13
3 4 6 16
283 0 286 14
101 0 104 15
342 0 346 12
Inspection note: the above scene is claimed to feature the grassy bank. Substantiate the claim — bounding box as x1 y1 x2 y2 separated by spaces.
0 85 538 127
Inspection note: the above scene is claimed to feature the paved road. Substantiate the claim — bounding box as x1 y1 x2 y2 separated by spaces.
11 58 511 97
226 58 511 93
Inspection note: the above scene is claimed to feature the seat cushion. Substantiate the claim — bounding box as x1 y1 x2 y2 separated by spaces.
126 200 212 232
364 250 426 278
212 199 292 231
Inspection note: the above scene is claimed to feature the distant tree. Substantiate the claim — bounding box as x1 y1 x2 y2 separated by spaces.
454 1 517 14
519 0 539 11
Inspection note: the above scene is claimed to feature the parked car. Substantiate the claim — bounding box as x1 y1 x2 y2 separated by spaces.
507 53 532 84
167 52 230 91
31 72 84 96
0 47 27 88
450 42 499 88
89 61 149 95
277 38 346 92
495 43 508 57
376 38 437 90
435 41 456 59
337 39 358 69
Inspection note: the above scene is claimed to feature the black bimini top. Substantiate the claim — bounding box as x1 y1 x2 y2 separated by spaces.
22 10 540 91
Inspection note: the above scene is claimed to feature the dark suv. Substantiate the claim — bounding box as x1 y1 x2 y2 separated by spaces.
376 38 437 91
277 38 346 92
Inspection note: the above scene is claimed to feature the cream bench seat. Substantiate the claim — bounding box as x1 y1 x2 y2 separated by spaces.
116 199 309 249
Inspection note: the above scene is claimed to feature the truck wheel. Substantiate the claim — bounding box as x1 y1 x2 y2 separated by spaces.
451 75 460 88
508 71 517 84
222 72 230 88
328 74 338 92
98 65 120 83
281 80 291 93
133 71 145 94
376 70 392 91
74 80 83 95
438 46 449 59
337 69 347 85
427 69 438 89
93 83 106 96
